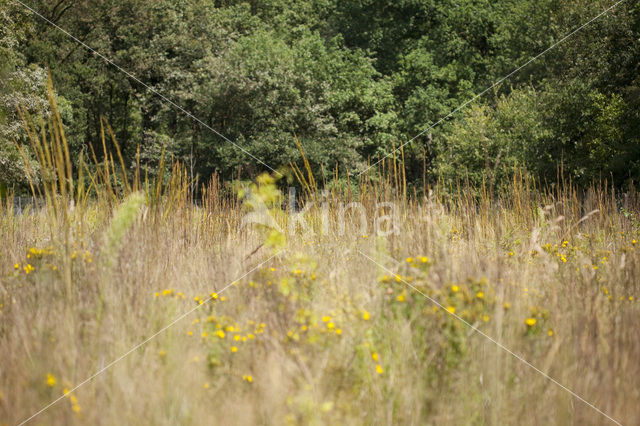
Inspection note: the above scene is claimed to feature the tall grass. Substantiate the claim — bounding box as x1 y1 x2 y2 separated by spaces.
1 82 639 425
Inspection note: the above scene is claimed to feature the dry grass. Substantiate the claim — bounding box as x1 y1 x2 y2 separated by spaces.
1 87 639 426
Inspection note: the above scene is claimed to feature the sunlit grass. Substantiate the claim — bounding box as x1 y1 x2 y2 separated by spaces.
1 81 639 425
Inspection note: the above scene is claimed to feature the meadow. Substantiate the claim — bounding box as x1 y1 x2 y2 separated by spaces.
1 92 639 426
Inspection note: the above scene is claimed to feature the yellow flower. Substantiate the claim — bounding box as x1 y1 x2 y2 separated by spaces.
322 316 330 323
201 332 208 338
396 294 405 302
72 404 81 413
476 291 484 299
187 331 193 336
406 257 414 263
216 330 225 339
335 328 342 335
375 364 383 374
210 292 218 300
327 322 335 330
362 311 370 321
446 306 455 314
525 318 537 326
451 285 459 293
14 263 19 269
482 315 490 322
629 296 634 302
158 350 166 357
231 346 238 353
419 256 429 263
234 335 241 341
203 383 210 389
242 375 253 383
371 352 379 362
548 330 553 336
46 373 56 387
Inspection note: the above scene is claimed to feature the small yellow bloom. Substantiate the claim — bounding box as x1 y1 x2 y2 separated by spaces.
451 285 459 293
362 311 370 321
327 322 335 330
203 383 210 389
46 373 56 387
234 335 241 341
231 346 238 353
201 332 208 338
406 257 414 263
216 330 225 339
335 328 342 335
629 296 633 302
375 364 383 374
396 294 405 302
482 315 490 322
371 352 379 362
242 375 253 383
476 291 484 299
322 316 330 323
72 404 81 413
548 330 553 336
14 263 19 269
187 331 193 336
419 256 429 263
525 318 537 326
446 306 455 314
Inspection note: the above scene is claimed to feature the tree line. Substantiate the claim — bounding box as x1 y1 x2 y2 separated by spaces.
1 0 639 193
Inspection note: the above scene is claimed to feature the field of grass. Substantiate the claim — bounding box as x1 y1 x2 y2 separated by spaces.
1 92 640 425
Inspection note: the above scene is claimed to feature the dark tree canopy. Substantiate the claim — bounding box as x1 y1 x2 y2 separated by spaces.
2 0 639 191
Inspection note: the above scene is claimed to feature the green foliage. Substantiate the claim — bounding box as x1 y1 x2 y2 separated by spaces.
0 1 47 187
1 0 639 190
